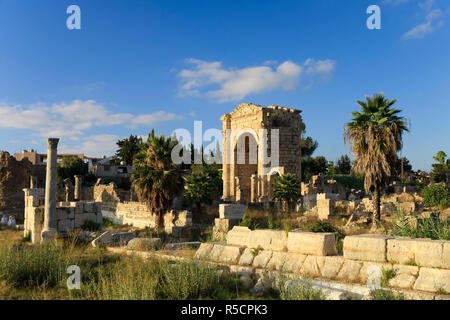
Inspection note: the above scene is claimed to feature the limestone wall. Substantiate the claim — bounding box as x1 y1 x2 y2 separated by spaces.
103 201 192 233
23 188 102 243
196 226 450 294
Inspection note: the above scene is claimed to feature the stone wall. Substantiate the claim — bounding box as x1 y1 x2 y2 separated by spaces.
23 188 102 243
196 227 450 295
103 201 191 234
0 152 32 221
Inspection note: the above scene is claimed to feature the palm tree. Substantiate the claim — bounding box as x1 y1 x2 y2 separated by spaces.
273 174 301 212
344 93 409 226
131 130 185 231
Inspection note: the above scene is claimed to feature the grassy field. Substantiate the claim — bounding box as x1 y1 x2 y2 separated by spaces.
0 227 280 300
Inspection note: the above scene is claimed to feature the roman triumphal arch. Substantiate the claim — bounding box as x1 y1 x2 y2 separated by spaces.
221 103 303 203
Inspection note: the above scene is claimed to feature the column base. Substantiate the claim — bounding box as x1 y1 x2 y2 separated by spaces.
40 229 57 243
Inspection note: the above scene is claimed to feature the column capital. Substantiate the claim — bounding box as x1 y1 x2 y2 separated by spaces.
47 138 60 149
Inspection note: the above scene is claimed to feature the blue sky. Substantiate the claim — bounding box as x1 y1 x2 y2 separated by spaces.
0 0 449 171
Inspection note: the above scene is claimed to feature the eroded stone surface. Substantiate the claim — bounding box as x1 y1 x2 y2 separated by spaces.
344 234 391 262
413 268 450 293
287 230 337 256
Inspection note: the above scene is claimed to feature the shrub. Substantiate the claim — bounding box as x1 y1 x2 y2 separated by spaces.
334 174 365 192
370 288 406 300
422 183 449 207
280 280 327 300
381 269 396 287
391 211 450 240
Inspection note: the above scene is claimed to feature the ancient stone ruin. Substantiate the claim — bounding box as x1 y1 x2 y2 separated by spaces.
0 151 32 220
221 103 302 204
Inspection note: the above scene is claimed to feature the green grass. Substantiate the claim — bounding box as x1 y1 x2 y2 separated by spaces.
381 269 396 287
0 233 248 300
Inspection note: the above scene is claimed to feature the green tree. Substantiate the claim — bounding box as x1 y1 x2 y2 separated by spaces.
326 161 336 179
116 135 143 165
430 151 450 183
131 130 185 231
57 156 87 185
273 174 301 211
300 122 319 158
302 156 328 182
184 172 213 215
393 157 412 181
336 155 352 174
344 93 409 225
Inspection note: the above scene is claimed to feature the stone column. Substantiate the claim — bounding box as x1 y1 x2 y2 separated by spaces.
250 174 257 203
74 175 82 201
41 138 59 242
30 176 37 189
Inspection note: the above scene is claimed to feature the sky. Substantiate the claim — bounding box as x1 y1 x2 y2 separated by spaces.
0 0 449 171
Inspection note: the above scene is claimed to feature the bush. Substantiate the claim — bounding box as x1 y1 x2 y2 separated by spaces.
81 220 101 231
279 280 327 300
370 288 406 300
391 211 450 240
334 175 365 192
422 183 449 207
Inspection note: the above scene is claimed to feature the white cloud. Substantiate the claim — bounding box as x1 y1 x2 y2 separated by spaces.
0 100 183 157
0 100 182 138
403 9 443 39
59 134 121 158
177 58 335 102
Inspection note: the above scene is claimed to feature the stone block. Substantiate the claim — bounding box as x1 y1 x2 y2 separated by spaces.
414 239 444 268
195 243 214 260
57 219 74 232
443 242 450 269
247 230 288 251
344 234 391 262
300 255 324 277
282 253 307 274
226 226 251 246
389 273 416 289
320 256 345 279
209 243 226 261
266 252 287 271
219 204 245 219
252 250 273 268
336 260 362 282
238 248 256 266
359 262 392 283
219 245 245 264
56 207 75 220
127 238 161 251
91 231 135 247
287 230 337 256
387 238 417 265
413 268 450 293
